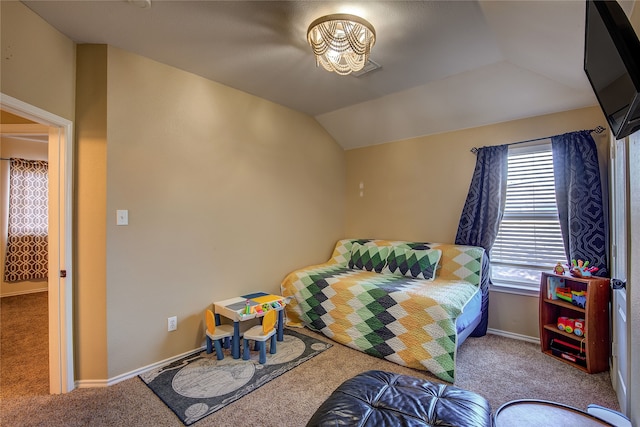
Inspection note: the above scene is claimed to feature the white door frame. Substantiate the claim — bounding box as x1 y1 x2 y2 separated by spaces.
610 135 629 414
628 133 640 426
0 93 74 393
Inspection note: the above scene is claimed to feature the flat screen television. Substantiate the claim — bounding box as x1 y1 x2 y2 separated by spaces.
584 0 640 139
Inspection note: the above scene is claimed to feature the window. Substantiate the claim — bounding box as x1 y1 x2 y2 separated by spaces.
491 142 566 292
4 158 49 282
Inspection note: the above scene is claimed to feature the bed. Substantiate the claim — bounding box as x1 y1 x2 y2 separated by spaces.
281 238 489 382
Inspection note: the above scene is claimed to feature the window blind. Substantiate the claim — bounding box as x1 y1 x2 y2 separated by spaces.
491 143 566 269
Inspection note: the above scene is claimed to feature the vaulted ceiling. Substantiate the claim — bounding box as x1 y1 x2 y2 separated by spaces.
21 1 637 149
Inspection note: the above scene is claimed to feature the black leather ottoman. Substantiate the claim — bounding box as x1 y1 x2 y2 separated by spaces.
306 370 492 427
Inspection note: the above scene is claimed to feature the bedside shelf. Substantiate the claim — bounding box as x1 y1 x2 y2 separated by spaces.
539 272 610 374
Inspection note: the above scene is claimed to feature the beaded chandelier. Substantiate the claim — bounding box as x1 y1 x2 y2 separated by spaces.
307 14 376 76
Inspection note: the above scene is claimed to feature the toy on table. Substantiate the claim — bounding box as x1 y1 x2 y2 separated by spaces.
554 262 566 275
237 294 287 316
568 259 599 278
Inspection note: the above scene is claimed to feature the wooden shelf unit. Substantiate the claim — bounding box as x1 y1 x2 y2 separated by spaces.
539 272 610 373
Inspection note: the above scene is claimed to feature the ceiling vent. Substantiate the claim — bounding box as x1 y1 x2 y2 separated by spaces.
351 59 382 77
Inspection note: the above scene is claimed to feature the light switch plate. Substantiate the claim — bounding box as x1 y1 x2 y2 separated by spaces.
116 210 128 226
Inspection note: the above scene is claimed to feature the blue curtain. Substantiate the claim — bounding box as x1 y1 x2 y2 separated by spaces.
551 130 608 277
456 145 508 337
455 145 508 254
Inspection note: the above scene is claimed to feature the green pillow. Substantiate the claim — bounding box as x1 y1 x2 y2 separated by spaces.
349 242 389 273
384 247 442 280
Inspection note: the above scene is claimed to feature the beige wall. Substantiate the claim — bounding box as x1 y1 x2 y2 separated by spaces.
75 45 109 381
0 138 49 296
2 0 632 390
102 47 345 377
3 0 345 380
0 1 75 121
345 106 608 338
3 2 345 381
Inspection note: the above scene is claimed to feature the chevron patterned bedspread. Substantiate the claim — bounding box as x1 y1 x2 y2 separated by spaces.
281 239 485 383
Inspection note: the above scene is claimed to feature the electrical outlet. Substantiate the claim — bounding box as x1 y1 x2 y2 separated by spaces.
168 316 177 332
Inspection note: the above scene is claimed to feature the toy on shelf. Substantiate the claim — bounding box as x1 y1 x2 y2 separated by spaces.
554 262 566 275
546 275 564 300
574 319 585 337
571 290 587 309
556 287 573 303
564 318 576 334
568 259 599 278
555 286 588 309
557 316 569 331
557 316 586 336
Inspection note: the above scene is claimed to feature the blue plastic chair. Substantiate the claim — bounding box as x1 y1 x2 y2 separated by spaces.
242 309 277 364
205 309 234 360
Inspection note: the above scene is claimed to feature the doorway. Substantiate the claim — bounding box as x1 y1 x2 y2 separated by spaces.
0 93 74 394
0 117 50 397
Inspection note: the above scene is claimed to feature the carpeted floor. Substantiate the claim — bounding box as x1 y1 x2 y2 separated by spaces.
0 291 49 399
0 293 620 426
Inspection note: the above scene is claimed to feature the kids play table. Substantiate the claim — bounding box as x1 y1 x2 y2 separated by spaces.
213 292 286 359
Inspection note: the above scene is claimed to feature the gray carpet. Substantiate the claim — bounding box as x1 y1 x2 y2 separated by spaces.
455 332 619 411
1 293 620 426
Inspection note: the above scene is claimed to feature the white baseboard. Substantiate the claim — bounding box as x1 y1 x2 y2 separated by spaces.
75 345 206 389
487 328 539 344
76 330 538 389
0 287 48 298
75 379 109 388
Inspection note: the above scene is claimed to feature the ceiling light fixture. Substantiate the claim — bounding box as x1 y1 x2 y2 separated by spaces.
307 13 376 76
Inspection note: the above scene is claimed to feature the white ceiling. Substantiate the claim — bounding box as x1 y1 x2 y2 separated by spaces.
20 1 636 149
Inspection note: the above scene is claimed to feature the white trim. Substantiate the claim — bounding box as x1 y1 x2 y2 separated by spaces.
75 379 109 388
487 327 540 344
76 346 207 389
1 95 71 127
490 282 540 297
0 93 75 394
85 331 540 389
0 287 48 298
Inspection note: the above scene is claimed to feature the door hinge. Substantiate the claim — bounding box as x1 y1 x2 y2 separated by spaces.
60 270 67 278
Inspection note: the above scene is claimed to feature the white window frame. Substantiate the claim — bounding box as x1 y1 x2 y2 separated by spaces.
490 141 566 296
